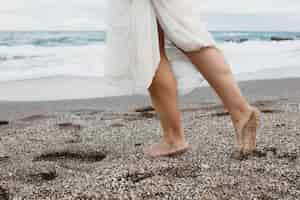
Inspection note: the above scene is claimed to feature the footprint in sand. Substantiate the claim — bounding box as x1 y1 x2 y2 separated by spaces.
15 162 57 183
33 145 106 163
0 156 9 162
234 147 299 161
0 186 9 200
123 164 198 183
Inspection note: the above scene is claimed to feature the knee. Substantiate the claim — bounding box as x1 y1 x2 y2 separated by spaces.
188 47 232 74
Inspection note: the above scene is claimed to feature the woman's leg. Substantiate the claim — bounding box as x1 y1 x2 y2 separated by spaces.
145 23 188 157
183 47 260 155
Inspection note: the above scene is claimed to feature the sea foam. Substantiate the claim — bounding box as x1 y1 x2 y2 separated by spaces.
0 31 300 100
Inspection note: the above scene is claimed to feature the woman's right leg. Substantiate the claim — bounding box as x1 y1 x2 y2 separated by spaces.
145 22 188 157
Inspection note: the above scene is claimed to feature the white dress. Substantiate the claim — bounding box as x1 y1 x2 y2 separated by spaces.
105 0 217 96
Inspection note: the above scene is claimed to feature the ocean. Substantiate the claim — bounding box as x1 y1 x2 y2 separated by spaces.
0 31 300 99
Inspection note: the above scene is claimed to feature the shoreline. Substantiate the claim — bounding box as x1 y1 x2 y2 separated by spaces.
1 77 300 120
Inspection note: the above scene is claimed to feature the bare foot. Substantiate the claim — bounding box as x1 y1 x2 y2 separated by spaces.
144 141 189 157
241 107 260 155
233 110 252 155
234 107 260 157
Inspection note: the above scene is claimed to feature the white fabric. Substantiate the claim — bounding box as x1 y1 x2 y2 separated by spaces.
105 0 217 96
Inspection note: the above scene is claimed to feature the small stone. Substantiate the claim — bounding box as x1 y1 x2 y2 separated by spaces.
134 106 154 112
0 121 9 126
201 164 210 169
110 123 125 128
57 122 81 130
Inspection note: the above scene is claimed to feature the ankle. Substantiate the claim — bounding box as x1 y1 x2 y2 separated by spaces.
163 130 186 146
231 105 253 126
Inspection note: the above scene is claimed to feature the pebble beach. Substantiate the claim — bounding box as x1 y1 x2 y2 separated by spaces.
0 78 300 200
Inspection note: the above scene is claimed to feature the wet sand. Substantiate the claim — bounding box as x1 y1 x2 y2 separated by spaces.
0 78 300 199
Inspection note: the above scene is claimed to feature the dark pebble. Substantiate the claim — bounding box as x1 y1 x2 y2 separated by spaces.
57 123 81 130
0 121 9 126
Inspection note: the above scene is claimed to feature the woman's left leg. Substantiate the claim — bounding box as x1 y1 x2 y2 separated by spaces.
183 47 260 155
